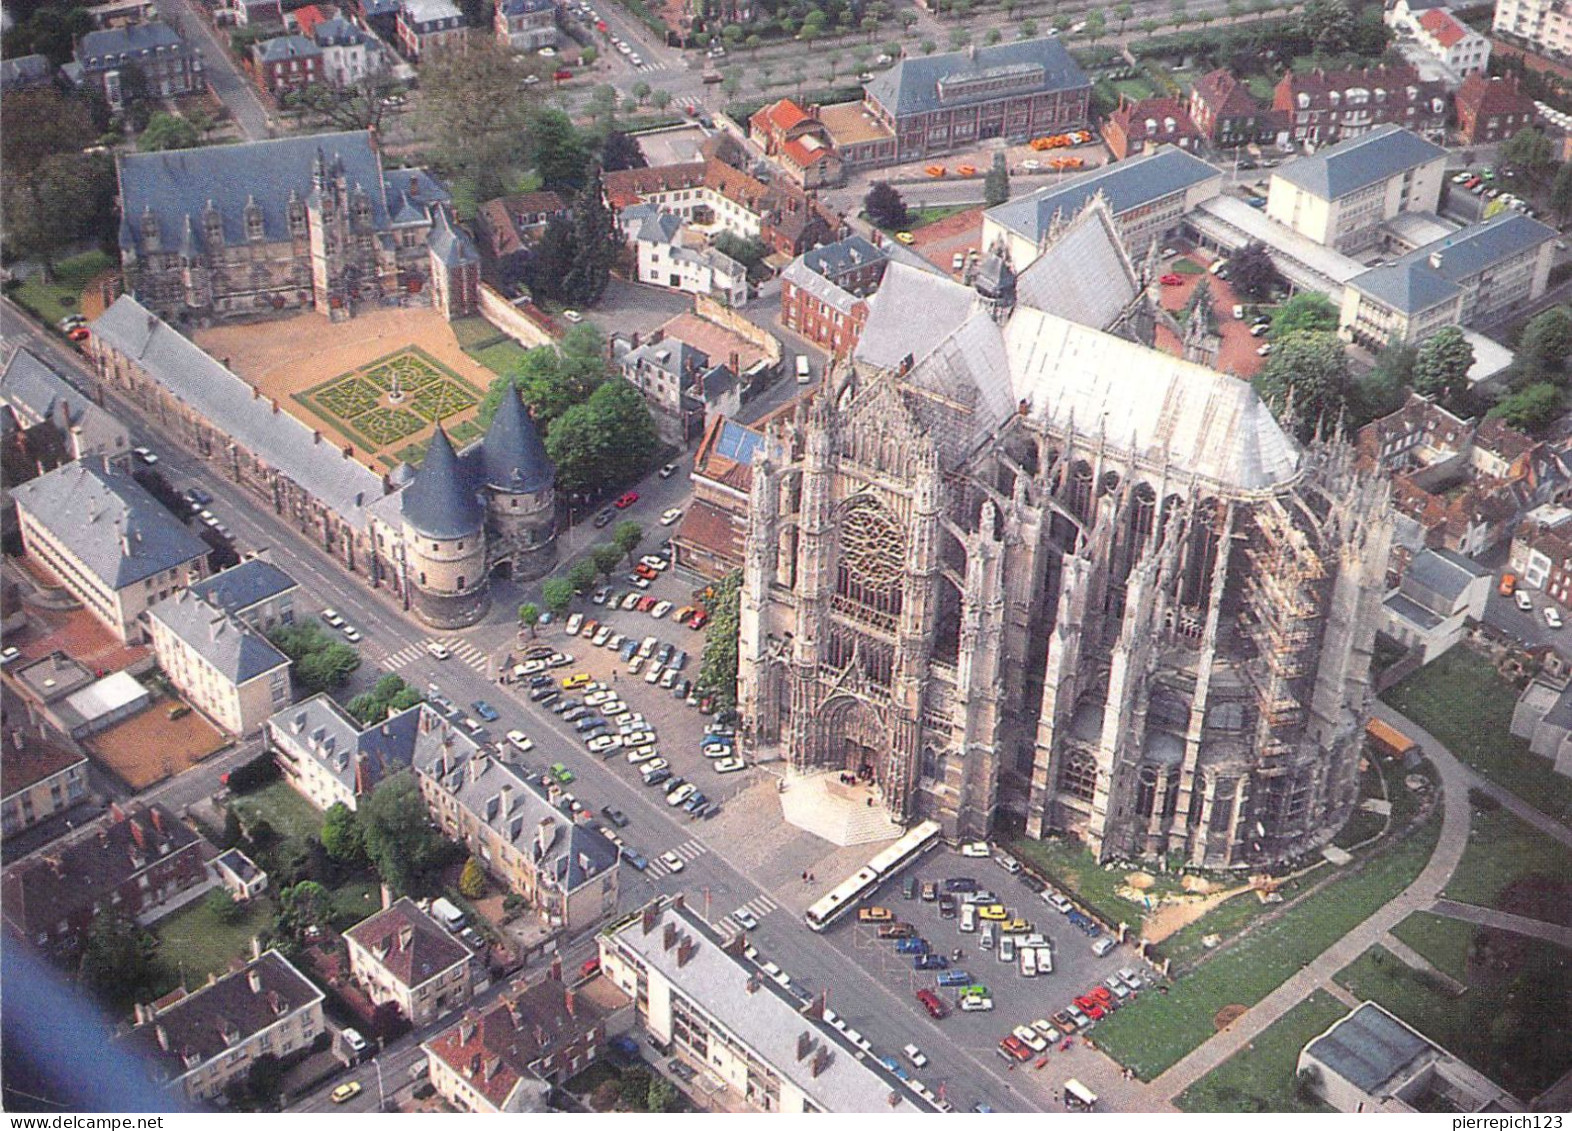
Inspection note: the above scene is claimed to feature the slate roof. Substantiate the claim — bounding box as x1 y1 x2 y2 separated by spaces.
800 235 886 284
148 590 291 685
780 258 862 316
0 54 53 89
117 131 393 253
1351 210 1558 313
91 295 387 524
123 951 324 1082
866 36 1088 117
267 692 424 799
986 147 1220 244
0 688 87 798
1385 590 1445 631
12 458 209 589
854 260 979 372
401 425 485 538
1404 547 1488 606
427 205 479 268
1272 124 1447 201
0 348 117 439
1306 1003 1434 1094
482 385 553 494
255 33 321 62
313 14 373 44
188 558 298 616
76 21 187 68
1012 196 1139 329
345 897 470 987
499 0 555 13
634 210 684 244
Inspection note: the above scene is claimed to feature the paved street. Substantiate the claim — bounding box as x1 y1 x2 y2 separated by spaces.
151 0 273 139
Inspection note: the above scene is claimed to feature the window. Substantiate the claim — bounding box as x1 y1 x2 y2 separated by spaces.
1059 750 1096 801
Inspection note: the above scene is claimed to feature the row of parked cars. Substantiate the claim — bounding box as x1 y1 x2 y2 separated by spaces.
997 968 1151 1065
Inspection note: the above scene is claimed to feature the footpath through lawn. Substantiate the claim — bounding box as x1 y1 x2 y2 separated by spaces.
1175 989 1343 1113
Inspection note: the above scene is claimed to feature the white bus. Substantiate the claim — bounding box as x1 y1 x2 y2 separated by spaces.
1064 1079 1098 1109
804 820 942 931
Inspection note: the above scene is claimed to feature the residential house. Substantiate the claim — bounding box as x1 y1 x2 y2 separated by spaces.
861 37 1091 164
344 897 474 1027
1510 675 1572 779
624 207 749 308
396 0 465 60
1 347 132 473
1453 72 1538 144
1493 0 1572 63
1381 547 1491 662
266 693 423 812
233 0 285 27
1101 97 1202 161
423 972 610 1112
0 803 210 955
778 234 889 357
187 556 299 632
1338 210 1558 348
70 22 201 110
146 589 293 736
670 414 765 579
494 0 557 51
1 54 56 92
619 329 739 447
1187 67 1287 147
11 458 210 644
1413 8 1491 78
213 847 268 901
252 34 323 95
748 99 844 189
598 896 937 1113
122 950 325 1103
1266 125 1449 253
0 692 90 840
1272 63 1448 146
312 16 385 87
473 191 569 286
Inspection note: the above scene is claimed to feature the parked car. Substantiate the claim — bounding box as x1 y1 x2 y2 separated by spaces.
615 491 639 509
471 700 500 722
660 507 683 526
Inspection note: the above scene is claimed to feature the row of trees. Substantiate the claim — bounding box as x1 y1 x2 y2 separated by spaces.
695 571 741 711
523 520 644 623
268 622 362 695
345 673 424 727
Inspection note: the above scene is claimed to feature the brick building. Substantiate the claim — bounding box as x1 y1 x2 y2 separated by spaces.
1453 72 1538 144
778 234 889 357
397 0 465 60
1187 67 1287 147
70 22 201 110
344 897 474 1027
748 99 844 189
494 0 557 51
1100 96 1202 161
669 414 765 579
1273 63 1448 146
252 34 323 95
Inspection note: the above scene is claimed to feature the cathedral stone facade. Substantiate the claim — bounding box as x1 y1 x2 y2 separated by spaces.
737 209 1394 868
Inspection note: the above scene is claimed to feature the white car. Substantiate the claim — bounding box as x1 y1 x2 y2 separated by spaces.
651 601 673 619
506 730 534 752
659 850 685 872
639 555 669 571
713 756 745 773
960 841 991 858
667 783 696 806
133 446 159 465
903 1043 928 1068
622 592 642 610
342 625 362 643
660 507 683 526
627 745 661 764
1546 606 1564 630
587 733 621 753
733 907 759 930
644 662 664 684
959 994 994 1012
427 641 452 660
639 758 670 777
584 689 615 706
320 608 346 628
592 626 612 646
1031 1019 1061 1043
602 700 629 716
1013 1025 1048 1053
518 658 548 676
624 730 656 748
563 309 584 323
566 613 584 636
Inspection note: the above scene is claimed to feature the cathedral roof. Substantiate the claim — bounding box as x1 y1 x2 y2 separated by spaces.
1013 197 1141 330
401 425 485 538
482 385 554 494
854 261 978 372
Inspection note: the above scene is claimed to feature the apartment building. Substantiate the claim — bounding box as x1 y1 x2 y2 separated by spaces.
1453 72 1539 144
266 693 423 812
344 897 474 1027
1266 125 1448 253
1101 96 1202 161
1272 63 1448 145
1494 0 1572 63
1413 8 1491 77
146 589 292 737
70 22 201 109
123 950 324 1102
11 458 210 644
1 694 89 839
494 0 557 51
396 0 465 60
252 34 322 94
187 556 299 632
778 235 889 357
1 348 131 471
623 207 749 308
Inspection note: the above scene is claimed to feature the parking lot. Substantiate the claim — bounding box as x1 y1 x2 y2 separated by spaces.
814 845 1156 1094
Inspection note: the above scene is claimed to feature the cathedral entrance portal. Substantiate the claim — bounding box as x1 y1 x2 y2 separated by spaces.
820 695 894 810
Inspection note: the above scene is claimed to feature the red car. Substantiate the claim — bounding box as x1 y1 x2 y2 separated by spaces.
634 564 658 580
553 68 573 80
916 989 948 1019
997 1036 1032 1062
636 595 657 612
689 610 709 631
579 957 601 978
1089 986 1115 1007
615 491 639 509
1159 273 1184 286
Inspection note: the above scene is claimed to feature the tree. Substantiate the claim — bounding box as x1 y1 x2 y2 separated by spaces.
650 88 672 112
1348 344 1414 426
546 381 659 495
204 888 246 925
1552 162 1572 226
283 75 395 132
78 914 158 1012
614 520 644 564
524 217 577 305
542 577 576 616
477 324 608 429
631 79 651 104
1270 292 1339 338
1228 241 1280 301
983 152 1010 207
1501 127 1555 181
2 150 115 279
1297 0 1353 53
418 38 540 201
277 880 333 939
1083 9 1106 42
1138 17 1158 37
984 27 1001 44
360 772 446 896
1489 383 1563 432
528 108 590 193
1413 326 1474 405
559 166 621 307
1516 307 1572 385
697 571 742 709
920 38 936 54
864 181 909 229
518 602 542 636
321 802 364 863
592 543 625 579
269 623 361 694
647 1077 678 1112
1114 1 1134 32
458 857 487 898
1255 331 1351 441
568 557 599 594
600 129 646 172
346 673 423 726
139 111 201 151
722 71 742 97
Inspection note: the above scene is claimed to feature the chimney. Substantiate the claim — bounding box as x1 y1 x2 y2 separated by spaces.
536 816 556 859
460 1017 478 1044
677 936 696 968
248 968 263 994
150 808 165 835
745 976 760 995
1430 251 1444 269
811 1047 831 1078
252 385 261 399
662 921 677 951
251 935 263 961
313 430 321 445
671 893 686 913
722 930 747 957
155 1024 170 1051
271 398 280 414
796 1031 814 1061
564 987 577 1018
641 903 658 935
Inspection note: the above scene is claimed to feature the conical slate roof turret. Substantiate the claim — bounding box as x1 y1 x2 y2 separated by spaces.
482 385 554 494
401 424 484 538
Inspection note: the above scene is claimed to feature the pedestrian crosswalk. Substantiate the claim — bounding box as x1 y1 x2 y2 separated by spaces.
672 93 702 110
648 837 709 876
635 60 671 74
718 893 779 938
379 636 491 675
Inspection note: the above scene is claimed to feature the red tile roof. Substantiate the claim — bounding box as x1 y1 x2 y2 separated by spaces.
1455 72 1535 119
753 98 811 135
1107 96 1201 144
1190 68 1261 118
782 136 834 168
292 4 328 35
1418 7 1468 47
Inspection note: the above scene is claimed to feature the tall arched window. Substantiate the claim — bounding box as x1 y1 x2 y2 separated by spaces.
1136 766 1159 817
1059 750 1097 801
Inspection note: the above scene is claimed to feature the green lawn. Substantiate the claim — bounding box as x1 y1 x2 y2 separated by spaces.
155 895 276 985
1112 76 1158 100
1175 990 1343 1113
329 875 383 930
1244 73 1276 102
1389 911 1474 984
1092 816 1441 1079
1007 835 1188 929
1381 648 1572 822
450 316 503 349
468 338 531 376
232 779 323 843
1154 870 1316 970
907 204 971 228
10 250 114 325
1443 803 1572 908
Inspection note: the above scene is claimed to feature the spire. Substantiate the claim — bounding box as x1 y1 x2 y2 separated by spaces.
401 425 484 538
482 385 554 494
